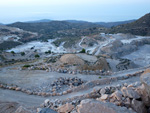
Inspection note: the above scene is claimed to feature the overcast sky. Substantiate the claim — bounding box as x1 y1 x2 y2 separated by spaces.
0 0 150 23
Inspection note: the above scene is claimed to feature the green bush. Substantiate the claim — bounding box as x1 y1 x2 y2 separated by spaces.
11 51 15 54
79 48 86 53
23 65 31 68
45 50 51 54
21 52 25 56
35 54 40 58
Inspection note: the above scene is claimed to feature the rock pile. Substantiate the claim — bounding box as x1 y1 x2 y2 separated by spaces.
0 77 86 97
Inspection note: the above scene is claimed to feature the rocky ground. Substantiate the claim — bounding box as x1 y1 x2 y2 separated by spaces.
1 34 150 113
0 57 150 113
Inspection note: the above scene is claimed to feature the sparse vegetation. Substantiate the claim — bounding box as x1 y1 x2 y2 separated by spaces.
0 41 21 50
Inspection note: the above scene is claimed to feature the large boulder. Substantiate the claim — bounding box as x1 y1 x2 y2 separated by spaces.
121 87 140 99
141 69 150 96
58 103 74 113
136 84 150 106
38 108 58 113
60 54 84 65
131 99 147 113
77 99 135 113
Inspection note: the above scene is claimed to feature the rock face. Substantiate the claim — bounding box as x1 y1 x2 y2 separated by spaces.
60 54 84 65
77 99 134 113
58 103 74 113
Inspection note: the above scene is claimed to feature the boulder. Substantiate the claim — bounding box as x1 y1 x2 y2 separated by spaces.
141 71 150 96
121 87 140 99
100 94 109 100
136 84 150 107
44 99 50 106
111 90 123 101
15 106 31 113
38 108 57 113
77 99 135 113
131 99 147 113
58 103 74 113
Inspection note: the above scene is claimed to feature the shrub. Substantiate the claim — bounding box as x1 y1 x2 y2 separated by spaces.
23 65 31 68
79 48 86 53
11 51 15 54
21 52 25 56
35 54 40 58
45 50 51 54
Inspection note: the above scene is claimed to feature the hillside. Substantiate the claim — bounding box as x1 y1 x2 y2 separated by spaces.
95 20 136 28
8 21 102 33
109 13 150 35
8 21 106 44
24 19 52 23
0 25 38 50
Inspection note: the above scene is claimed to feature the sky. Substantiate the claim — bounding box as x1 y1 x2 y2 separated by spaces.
0 0 150 24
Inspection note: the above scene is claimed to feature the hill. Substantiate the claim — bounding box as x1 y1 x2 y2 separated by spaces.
8 21 105 43
24 19 52 23
0 25 38 50
109 13 150 35
95 20 136 28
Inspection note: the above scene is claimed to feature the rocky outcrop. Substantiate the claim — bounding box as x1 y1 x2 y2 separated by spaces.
77 99 135 113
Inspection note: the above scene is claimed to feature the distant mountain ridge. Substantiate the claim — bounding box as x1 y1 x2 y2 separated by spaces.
20 19 136 28
24 19 52 23
109 13 150 35
95 20 136 28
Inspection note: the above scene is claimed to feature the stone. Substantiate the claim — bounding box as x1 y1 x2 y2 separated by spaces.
131 99 147 113
111 90 123 101
26 90 33 95
121 87 140 99
77 99 135 113
44 99 50 106
15 87 21 91
100 94 109 100
136 84 150 107
38 108 58 113
58 103 74 113
100 88 106 95
37 108 42 113
15 106 31 113
141 72 150 96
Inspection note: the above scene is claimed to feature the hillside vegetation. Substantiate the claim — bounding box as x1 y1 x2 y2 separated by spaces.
109 13 150 35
